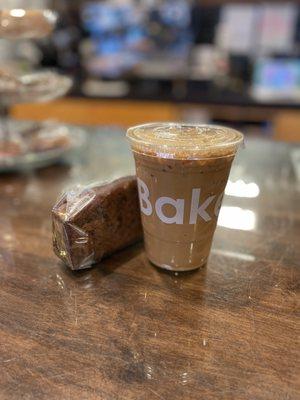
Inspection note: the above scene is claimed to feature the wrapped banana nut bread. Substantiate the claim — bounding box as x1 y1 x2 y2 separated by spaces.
52 176 143 270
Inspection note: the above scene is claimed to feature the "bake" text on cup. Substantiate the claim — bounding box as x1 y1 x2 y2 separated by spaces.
138 178 224 225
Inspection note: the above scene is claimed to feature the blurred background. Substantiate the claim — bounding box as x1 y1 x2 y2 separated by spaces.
3 0 300 142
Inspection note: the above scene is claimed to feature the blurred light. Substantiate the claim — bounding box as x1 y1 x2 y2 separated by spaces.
218 206 256 231
10 9 26 17
212 248 255 262
145 365 153 380
181 372 189 385
225 180 260 198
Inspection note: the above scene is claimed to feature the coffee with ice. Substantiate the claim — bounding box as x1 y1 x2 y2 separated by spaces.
127 123 243 271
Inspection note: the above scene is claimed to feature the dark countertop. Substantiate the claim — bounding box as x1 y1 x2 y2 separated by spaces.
72 78 300 109
0 128 299 400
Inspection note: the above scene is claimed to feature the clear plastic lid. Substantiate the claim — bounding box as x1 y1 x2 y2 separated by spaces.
127 123 244 160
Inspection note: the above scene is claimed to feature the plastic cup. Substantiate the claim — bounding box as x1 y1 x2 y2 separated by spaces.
127 123 244 272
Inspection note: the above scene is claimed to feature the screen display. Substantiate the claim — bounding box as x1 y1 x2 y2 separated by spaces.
252 59 300 101
81 0 192 78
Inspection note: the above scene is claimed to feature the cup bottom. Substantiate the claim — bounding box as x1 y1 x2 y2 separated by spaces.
148 257 206 272
144 231 211 272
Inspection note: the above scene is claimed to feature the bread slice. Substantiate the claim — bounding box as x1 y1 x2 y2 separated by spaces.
52 176 142 270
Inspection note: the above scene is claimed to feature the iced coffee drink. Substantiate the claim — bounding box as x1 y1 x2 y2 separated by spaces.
127 123 243 271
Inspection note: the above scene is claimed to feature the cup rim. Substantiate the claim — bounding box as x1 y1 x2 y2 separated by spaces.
127 122 244 160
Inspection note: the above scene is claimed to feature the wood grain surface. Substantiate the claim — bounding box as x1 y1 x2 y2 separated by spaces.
0 129 299 400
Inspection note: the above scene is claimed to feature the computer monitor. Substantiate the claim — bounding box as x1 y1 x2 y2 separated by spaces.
251 58 300 102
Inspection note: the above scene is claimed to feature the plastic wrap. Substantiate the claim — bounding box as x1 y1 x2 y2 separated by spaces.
52 176 143 271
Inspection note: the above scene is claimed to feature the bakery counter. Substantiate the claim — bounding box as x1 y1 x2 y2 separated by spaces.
0 126 299 399
10 97 300 143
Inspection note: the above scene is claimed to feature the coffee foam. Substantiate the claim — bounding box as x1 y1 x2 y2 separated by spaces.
127 123 244 160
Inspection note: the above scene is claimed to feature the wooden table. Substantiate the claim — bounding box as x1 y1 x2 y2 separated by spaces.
0 129 299 400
